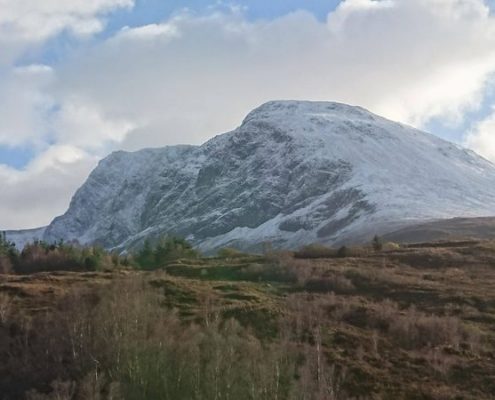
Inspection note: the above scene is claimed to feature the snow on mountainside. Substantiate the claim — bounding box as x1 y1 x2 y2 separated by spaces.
42 101 495 252
5 227 46 250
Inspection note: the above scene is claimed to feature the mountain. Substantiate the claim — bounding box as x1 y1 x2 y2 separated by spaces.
5 227 46 250
42 100 495 252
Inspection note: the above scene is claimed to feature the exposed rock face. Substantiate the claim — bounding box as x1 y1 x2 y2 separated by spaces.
42 101 495 252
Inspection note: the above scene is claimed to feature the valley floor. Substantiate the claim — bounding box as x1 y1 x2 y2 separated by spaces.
1 241 495 399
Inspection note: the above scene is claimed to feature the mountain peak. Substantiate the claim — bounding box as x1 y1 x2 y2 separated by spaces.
242 100 373 125
43 101 495 252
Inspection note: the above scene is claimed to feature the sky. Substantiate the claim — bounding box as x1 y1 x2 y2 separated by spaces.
2 0 495 229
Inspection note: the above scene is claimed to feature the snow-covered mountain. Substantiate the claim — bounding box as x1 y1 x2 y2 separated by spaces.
5 227 46 250
42 101 495 252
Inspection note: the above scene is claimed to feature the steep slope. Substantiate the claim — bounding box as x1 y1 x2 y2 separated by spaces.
43 101 495 251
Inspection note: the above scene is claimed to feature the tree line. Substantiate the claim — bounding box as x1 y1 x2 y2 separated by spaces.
0 233 201 274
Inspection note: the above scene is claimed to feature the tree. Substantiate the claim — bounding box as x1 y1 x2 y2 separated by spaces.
0 232 17 274
372 235 383 252
135 236 199 270
135 239 154 269
337 246 348 258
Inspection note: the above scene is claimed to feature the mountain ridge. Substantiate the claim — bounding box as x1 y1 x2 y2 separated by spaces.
19 100 495 251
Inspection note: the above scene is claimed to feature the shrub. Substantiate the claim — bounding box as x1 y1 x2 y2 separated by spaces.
304 274 355 294
389 308 464 349
0 292 12 324
372 235 383 252
337 245 371 258
135 236 199 270
17 242 90 273
17 242 78 273
0 255 13 274
361 300 474 350
83 255 99 270
25 381 76 400
295 244 336 259
0 232 17 273
12 241 119 274
239 262 299 283
337 246 349 258
217 247 244 259
382 241 401 251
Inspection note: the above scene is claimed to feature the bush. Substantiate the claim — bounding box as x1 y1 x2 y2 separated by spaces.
0 255 13 274
294 244 336 259
0 232 17 274
389 308 465 349
0 292 12 324
83 255 99 270
217 247 244 259
337 246 349 258
238 262 299 283
0 234 196 274
17 242 81 273
382 242 401 251
135 237 199 270
304 275 355 294
359 300 475 350
13 241 117 274
372 235 383 252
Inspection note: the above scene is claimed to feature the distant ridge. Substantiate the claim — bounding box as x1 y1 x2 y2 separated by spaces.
384 217 495 244
5 227 47 249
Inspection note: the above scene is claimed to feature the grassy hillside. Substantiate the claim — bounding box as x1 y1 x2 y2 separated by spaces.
1 240 495 399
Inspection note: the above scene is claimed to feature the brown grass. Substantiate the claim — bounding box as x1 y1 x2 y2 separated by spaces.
2 239 495 399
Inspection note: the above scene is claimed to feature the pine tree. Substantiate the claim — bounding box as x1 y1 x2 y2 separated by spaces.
372 235 383 252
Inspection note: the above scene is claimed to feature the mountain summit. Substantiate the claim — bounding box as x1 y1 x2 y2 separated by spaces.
43 101 495 251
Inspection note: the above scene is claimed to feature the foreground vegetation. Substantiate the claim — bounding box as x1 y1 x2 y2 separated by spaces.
0 234 197 274
1 236 495 399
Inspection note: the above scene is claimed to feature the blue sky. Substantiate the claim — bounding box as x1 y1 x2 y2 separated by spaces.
2 0 495 228
27 1 342 66
6 0 342 169
106 0 341 27
4 0 494 167
0 146 35 169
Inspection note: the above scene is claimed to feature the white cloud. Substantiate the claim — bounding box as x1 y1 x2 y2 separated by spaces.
0 0 134 39
0 145 99 229
465 106 495 160
4 0 495 229
0 64 54 147
329 0 394 28
118 23 180 40
49 0 495 147
0 0 134 64
52 99 136 150
325 0 495 126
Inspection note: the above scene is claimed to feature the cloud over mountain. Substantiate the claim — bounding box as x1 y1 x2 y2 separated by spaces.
3 0 495 228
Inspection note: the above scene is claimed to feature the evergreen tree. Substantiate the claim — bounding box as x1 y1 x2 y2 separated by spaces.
136 239 155 269
135 236 199 269
372 235 383 252
0 232 18 273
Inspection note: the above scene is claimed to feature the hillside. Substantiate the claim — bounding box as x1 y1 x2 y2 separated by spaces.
384 216 495 243
39 101 495 252
1 240 495 399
